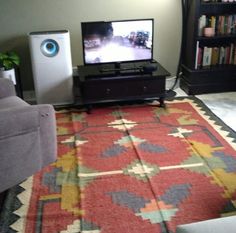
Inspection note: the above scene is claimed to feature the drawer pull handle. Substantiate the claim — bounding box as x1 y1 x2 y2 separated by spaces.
143 86 147 92
106 88 111 94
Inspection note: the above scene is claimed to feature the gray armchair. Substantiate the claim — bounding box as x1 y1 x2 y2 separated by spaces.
0 78 57 192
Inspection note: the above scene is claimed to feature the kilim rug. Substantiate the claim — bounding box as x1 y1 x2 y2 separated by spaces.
1 97 236 233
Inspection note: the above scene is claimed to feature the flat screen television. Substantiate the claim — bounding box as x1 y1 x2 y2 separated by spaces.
81 19 154 67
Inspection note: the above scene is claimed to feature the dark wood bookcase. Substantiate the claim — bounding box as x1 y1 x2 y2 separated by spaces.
180 0 236 95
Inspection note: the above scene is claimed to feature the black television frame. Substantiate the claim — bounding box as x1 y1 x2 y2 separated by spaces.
81 18 154 68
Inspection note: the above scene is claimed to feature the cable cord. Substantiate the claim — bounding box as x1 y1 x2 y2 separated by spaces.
166 0 187 96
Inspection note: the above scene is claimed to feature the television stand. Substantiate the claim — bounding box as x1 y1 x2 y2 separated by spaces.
73 61 170 112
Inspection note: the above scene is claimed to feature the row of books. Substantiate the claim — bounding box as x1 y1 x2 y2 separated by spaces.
195 41 236 69
198 14 236 36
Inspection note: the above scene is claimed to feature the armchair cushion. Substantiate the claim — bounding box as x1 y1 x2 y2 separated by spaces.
0 78 16 98
0 96 28 109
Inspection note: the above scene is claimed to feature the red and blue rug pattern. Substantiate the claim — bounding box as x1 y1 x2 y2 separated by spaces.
1 97 236 233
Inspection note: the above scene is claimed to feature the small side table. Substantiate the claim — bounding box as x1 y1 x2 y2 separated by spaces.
0 67 23 98
14 67 23 98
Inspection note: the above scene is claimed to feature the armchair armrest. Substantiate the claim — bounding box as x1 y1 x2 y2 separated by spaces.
0 104 56 142
0 105 41 139
0 78 16 98
0 104 57 192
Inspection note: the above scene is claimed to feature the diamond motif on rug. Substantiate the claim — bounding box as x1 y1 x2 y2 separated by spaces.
115 135 146 148
108 119 137 131
168 127 193 138
136 200 178 223
123 160 159 181
61 134 88 147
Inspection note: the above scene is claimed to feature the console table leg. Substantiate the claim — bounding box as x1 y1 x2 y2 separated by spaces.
159 97 165 108
86 105 92 114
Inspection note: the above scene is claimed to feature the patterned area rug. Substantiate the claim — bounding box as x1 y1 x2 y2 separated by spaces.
1 97 236 233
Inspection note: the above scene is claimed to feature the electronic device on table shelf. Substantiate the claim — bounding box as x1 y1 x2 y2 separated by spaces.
81 18 156 73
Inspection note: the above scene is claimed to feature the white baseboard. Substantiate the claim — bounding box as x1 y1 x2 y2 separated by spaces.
166 76 179 90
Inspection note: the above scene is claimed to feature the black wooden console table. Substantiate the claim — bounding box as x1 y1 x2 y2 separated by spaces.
73 61 170 112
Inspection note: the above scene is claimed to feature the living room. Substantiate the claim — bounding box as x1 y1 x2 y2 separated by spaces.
1 1 236 233
0 0 181 95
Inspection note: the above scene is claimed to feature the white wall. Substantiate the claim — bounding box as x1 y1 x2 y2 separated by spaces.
0 0 182 90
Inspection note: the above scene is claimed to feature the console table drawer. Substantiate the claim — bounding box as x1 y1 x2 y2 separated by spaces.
82 81 126 101
82 78 165 102
127 79 165 96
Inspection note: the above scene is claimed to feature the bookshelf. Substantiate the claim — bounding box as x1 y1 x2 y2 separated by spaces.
180 0 236 94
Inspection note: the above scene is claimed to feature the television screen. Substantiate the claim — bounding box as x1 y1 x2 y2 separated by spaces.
81 19 154 65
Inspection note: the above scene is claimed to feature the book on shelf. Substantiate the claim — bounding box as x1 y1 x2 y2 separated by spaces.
234 46 236 64
224 45 231 64
227 15 233 34
198 47 203 68
229 43 234 64
219 46 225 64
211 16 216 30
202 47 212 67
224 16 229 35
198 15 207 36
211 47 219 65
195 41 200 69
233 15 236 34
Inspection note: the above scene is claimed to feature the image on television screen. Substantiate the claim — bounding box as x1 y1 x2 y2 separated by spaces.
81 19 153 65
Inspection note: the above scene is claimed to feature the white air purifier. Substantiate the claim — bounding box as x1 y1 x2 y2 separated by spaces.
29 30 73 105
